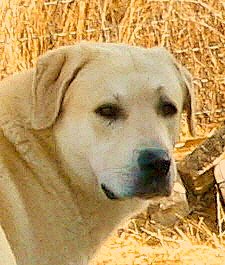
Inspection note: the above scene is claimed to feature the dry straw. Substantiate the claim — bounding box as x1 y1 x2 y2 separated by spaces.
1 0 225 264
91 207 225 265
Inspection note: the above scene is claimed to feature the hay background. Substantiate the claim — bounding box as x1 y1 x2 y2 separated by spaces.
1 0 225 138
1 1 225 264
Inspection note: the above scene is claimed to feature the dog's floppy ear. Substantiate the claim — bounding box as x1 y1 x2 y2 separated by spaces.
174 61 196 137
31 45 87 130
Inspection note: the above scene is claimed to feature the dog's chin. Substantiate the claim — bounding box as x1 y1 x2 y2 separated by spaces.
101 183 172 201
135 183 173 200
135 190 171 200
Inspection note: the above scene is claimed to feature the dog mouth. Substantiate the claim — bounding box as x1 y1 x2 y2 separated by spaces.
101 182 172 200
101 184 119 200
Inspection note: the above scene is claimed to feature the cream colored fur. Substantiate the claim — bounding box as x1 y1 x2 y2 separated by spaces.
0 42 194 265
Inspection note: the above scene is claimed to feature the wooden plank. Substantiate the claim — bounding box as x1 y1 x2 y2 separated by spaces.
177 124 225 195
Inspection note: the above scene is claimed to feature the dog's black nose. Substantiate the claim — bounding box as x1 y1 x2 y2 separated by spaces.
137 148 171 178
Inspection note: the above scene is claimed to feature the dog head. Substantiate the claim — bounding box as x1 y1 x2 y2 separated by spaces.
31 43 195 200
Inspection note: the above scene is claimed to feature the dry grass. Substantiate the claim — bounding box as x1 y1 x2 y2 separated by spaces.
92 216 225 265
1 0 225 264
91 191 225 265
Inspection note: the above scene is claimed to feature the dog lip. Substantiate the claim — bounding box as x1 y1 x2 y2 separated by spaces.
101 183 119 200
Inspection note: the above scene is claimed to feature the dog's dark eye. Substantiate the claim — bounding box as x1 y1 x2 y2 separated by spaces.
95 104 122 120
160 102 178 117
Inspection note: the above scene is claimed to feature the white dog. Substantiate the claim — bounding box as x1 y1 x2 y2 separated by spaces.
0 43 194 265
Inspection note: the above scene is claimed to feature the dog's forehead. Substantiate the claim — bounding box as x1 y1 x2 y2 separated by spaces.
69 45 184 109
85 44 174 72
81 52 180 90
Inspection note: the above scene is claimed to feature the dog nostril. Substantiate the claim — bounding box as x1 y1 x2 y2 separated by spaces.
137 148 171 176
